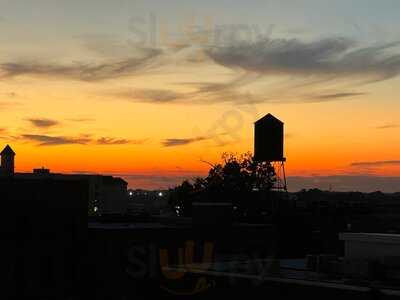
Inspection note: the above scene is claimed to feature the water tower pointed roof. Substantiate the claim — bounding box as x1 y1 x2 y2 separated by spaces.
1 145 15 155
255 113 283 125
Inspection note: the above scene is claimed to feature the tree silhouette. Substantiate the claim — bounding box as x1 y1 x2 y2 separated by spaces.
169 152 277 217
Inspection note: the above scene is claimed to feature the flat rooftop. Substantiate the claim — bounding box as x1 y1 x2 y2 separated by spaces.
88 221 273 230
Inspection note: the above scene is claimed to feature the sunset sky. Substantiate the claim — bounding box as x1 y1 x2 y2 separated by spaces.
1 0 400 191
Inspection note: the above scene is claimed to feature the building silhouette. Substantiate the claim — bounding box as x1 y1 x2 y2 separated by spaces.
1 144 129 299
0 144 15 176
2 176 88 299
0 145 128 215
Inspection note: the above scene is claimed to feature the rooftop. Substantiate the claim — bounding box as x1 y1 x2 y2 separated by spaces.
1 145 15 156
255 113 284 125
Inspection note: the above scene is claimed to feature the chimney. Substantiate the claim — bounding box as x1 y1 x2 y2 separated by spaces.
1 145 15 176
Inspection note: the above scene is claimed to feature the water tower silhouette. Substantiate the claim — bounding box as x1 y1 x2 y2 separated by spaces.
254 114 287 192
1 145 15 176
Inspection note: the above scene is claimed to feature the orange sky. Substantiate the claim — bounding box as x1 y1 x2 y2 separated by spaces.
1 1 400 190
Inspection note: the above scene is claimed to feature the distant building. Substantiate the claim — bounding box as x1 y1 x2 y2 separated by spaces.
15 172 128 216
0 145 128 215
127 189 170 215
33 167 50 174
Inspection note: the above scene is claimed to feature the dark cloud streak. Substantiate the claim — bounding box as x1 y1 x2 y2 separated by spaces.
96 137 146 145
20 134 144 146
350 160 400 167
21 134 90 146
27 118 59 128
376 124 399 129
119 89 184 103
67 118 95 122
162 136 209 147
309 92 366 101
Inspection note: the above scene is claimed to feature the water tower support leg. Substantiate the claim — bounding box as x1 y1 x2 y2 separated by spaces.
282 161 288 193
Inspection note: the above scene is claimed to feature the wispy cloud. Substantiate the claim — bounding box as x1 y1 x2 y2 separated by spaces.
376 124 399 129
307 92 366 102
168 71 371 106
162 136 209 147
350 160 400 167
20 133 145 146
118 89 184 103
21 134 90 146
96 137 146 145
66 118 95 122
27 118 59 128
206 38 400 82
2 92 17 98
0 48 163 82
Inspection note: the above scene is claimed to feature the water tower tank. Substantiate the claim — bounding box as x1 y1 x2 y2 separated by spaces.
254 114 284 162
